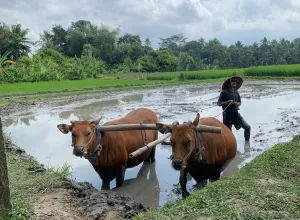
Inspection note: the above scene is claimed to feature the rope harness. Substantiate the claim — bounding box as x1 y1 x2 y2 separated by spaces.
71 122 150 160
168 125 205 162
71 124 103 160
140 122 147 146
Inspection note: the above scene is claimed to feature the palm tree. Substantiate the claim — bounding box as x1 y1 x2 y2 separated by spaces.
35 30 53 48
9 24 34 59
0 22 12 57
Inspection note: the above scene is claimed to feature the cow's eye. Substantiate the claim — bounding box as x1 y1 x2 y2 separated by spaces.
187 140 191 144
87 132 91 136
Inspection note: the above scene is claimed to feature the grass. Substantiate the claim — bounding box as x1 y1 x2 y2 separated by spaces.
146 68 246 81
137 135 300 220
5 136 71 220
0 78 163 96
244 64 300 77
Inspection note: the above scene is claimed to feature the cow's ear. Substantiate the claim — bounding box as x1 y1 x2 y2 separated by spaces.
57 124 71 134
90 117 102 127
156 123 172 134
192 113 200 127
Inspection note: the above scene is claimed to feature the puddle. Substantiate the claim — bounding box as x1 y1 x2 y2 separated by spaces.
3 82 300 209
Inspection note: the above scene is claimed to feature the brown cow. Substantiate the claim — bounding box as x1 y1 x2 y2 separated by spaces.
157 113 237 198
57 108 158 190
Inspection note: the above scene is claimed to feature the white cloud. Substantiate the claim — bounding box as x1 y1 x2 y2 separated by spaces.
0 0 300 51
291 0 300 7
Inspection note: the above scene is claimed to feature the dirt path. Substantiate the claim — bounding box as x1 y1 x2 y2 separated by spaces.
33 188 85 220
5 136 147 220
33 181 147 220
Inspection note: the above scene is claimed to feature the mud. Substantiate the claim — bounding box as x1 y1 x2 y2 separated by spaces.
4 137 147 219
0 101 40 117
1 79 299 118
2 79 300 218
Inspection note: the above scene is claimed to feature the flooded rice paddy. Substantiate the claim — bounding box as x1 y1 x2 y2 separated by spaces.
2 81 300 209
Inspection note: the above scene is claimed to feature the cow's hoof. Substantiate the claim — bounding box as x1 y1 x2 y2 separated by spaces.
182 192 190 199
144 158 155 163
144 158 151 162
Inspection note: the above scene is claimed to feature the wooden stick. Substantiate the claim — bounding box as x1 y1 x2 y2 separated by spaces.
97 124 222 133
129 133 172 159
196 125 222 133
98 124 158 132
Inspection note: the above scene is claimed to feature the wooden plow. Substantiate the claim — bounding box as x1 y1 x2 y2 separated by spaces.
97 123 222 160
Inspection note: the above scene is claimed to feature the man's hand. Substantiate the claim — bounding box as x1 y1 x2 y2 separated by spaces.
233 101 241 107
217 100 234 107
226 100 234 105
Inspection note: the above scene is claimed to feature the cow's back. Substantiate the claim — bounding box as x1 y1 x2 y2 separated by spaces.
106 108 158 125
101 108 158 167
199 117 237 165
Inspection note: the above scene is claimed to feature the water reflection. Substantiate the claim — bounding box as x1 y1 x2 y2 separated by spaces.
113 162 160 209
121 94 143 103
3 116 37 127
223 141 251 176
58 111 73 120
73 99 120 120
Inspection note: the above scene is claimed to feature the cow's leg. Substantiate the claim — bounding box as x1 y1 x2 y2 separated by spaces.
144 146 156 162
145 131 158 163
92 165 113 190
150 131 158 162
116 165 126 187
210 166 221 182
101 182 110 190
180 168 190 198
193 179 208 190
150 145 156 162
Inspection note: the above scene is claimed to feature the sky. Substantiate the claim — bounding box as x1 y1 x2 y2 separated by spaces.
1 0 300 52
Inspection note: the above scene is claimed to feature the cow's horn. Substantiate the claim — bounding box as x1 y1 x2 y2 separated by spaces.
172 120 179 125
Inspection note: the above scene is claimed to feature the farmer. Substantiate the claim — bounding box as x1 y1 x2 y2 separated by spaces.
217 76 251 141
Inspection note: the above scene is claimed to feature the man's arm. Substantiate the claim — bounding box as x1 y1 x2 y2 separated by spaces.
234 92 241 107
217 92 233 106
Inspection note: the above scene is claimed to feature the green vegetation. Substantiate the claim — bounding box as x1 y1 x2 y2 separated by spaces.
137 135 300 220
5 137 71 220
245 64 300 77
2 20 300 84
147 68 246 81
0 78 162 96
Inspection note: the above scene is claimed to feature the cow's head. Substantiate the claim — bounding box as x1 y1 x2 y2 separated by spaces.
157 113 200 171
57 117 102 157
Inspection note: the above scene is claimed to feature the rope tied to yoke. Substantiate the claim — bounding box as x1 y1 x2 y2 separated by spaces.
168 121 206 161
140 122 148 149
194 129 205 161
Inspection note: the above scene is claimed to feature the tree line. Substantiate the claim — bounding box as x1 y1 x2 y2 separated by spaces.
1 20 300 75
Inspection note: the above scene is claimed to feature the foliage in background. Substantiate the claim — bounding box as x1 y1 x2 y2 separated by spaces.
2 20 300 83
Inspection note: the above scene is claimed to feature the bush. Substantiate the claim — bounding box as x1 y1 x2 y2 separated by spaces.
0 47 108 83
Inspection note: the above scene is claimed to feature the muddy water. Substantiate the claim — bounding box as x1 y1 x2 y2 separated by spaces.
3 81 300 209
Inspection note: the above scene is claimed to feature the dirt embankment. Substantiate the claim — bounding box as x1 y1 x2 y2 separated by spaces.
5 138 148 220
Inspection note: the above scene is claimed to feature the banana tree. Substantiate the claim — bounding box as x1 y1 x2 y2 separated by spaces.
0 50 12 67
